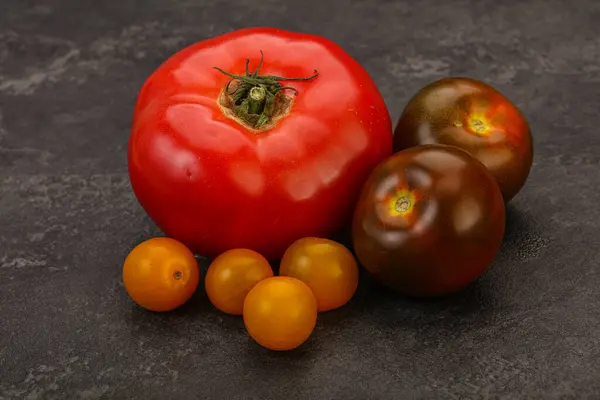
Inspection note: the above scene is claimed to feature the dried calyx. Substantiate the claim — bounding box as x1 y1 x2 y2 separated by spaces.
214 51 318 130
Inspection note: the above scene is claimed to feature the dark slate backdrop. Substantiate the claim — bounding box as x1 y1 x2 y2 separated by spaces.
1 0 599 399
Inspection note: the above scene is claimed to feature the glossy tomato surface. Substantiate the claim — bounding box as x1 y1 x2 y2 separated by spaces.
123 237 200 312
129 27 393 260
393 77 533 202
352 144 505 297
280 237 358 312
205 248 273 315
243 276 317 351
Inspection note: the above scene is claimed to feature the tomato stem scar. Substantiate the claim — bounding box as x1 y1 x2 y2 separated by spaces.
248 86 266 115
395 196 411 213
470 119 486 133
214 50 319 130
173 271 182 280
249 86 266 102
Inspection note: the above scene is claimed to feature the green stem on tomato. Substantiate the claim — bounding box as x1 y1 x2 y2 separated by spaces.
214 50 319 130
247 86 266 115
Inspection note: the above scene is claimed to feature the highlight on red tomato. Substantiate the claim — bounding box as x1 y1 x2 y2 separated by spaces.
128 27 393 260
280 237 358 312
393 77 533 202
243 276 318 351
352 144 505 297
205 248 273 315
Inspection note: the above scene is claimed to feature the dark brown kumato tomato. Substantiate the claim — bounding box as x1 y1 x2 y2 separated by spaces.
393 77 533 202
352 144 505 297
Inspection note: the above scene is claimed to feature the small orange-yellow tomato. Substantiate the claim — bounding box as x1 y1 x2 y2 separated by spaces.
205 248 274 315
280 237 359 312
123 237 200 312
243 277 317 351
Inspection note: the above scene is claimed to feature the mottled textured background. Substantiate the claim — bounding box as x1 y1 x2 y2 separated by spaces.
1 0 599 399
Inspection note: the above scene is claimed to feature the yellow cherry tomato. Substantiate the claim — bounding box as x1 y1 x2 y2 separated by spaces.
205 248 274 315
243 276 317 351
123 237 200 312
280 237 359 312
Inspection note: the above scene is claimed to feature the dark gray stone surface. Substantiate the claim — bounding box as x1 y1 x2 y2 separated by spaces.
1 0 599 398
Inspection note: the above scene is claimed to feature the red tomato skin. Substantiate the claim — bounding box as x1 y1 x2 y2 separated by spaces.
128 27 392 260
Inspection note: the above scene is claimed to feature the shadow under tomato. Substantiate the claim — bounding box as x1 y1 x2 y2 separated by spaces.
243 336 318 359
237 341 320 395
330 226 354 251
332 202 549 342
336 257 502 341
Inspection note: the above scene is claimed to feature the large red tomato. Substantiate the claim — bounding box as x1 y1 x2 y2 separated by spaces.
128 28 392 260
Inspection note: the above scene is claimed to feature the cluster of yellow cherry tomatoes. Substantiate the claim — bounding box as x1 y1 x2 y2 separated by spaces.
122 236 358 351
